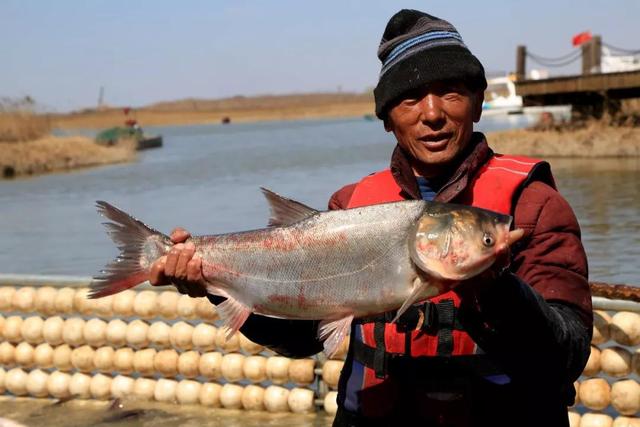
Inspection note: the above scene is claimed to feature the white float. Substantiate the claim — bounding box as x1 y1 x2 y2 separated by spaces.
83 318 107 348
133 290 157 319
264 385 290 413
611 312 640 346
611 379 640 416
580 377 612 411
220 383 244 409
154 378 178 403
288 387 315 413
199 352 222 379
176 380 201 405
178 351 200 378
241 384 265 411
199 382 222 407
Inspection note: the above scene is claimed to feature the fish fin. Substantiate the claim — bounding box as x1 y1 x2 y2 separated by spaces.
216 296 252 339
391 277 438 324
90 201 171 299
318 315 353 357
260 187 318 227
204 282 228 298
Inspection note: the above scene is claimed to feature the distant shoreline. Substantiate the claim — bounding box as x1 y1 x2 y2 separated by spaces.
50 93 376 130
47 93 640 159
3 93 639 181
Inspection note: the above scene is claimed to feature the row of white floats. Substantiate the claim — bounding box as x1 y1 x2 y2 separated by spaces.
0 367 338 414
0 340 344 387
593 310 640 346
576 378 640 415
568 412 640 427
584 345 640 378
0 306 349 360
5 283 640 419
0 287 218 320
0 314 264 353
4 290 640 347
571 309 640 424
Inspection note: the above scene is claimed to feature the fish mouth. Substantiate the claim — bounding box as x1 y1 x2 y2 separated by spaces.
506 228 524 247
418 132 454 150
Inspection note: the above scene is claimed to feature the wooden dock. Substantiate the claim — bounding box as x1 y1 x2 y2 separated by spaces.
515 70 640 117
514 36 640 117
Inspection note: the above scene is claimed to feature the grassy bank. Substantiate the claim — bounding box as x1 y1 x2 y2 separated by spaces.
0 108 137 179
487 122 640 157
0 136 137 178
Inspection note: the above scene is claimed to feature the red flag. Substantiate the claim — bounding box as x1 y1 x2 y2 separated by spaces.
572 31 592 47
123 107 131 115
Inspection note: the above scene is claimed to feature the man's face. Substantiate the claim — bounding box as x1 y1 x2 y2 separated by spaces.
385 80 483 177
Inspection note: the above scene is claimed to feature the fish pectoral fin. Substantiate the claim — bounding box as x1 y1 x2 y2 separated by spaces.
215 296 252 339
391 277 438 324
260 187 319 227
318 315 353 358
204 282 228 298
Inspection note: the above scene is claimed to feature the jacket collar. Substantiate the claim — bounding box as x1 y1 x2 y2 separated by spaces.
389 132 493 202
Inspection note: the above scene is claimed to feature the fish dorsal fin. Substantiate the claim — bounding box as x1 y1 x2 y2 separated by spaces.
260 187 318 227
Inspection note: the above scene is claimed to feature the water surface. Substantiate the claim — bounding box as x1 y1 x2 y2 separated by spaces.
0 114 638 284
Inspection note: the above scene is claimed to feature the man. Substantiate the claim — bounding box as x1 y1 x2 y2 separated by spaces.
150 10 592 426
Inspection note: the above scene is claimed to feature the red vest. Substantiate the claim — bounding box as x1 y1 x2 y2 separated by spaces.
345 154 550 392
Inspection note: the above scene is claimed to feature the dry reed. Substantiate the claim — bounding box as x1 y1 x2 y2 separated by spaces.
0 112 51 142
0 136 137 178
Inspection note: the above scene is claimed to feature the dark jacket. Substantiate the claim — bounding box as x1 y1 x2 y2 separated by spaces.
216 133 592 426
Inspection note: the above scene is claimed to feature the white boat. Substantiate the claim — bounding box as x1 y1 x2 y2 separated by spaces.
482 75 571 120
601 47 640 73
482 76 523 115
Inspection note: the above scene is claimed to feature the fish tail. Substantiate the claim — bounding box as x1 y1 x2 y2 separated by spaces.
89 201 171 299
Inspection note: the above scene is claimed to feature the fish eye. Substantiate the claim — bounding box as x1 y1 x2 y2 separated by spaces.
482 232 495 247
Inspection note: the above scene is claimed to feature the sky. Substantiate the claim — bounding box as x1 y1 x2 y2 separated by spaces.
2 0 639 112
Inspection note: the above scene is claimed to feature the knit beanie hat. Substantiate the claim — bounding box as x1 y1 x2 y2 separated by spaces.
374 10 487 119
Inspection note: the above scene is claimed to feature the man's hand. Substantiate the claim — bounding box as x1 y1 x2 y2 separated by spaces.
149 227 207 297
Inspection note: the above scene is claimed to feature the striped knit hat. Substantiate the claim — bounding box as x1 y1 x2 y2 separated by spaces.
374 10 487 119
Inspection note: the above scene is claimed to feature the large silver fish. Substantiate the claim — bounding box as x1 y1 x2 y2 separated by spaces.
90 189 518 355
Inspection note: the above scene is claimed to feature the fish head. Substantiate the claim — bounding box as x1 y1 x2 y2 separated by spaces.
409 205 513 281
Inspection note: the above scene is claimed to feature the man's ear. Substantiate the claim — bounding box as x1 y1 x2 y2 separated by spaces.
472 90 484 123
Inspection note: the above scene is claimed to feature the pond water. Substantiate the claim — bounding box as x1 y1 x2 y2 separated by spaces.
1 114 637 284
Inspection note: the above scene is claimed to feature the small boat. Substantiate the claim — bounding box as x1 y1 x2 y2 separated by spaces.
136 135 163 150
482 75 571 120
95 126 162 151
482 76 523 115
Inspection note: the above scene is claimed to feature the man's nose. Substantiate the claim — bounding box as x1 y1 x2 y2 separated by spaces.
418 94 445 125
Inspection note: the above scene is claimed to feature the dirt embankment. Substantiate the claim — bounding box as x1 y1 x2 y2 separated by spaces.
0 111 136 179
487 122 640 157
488 99 640 157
